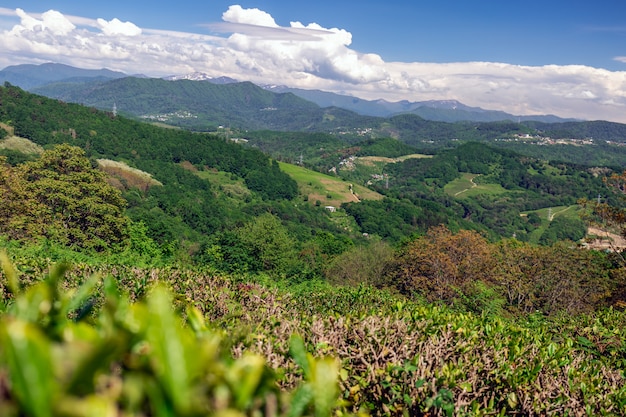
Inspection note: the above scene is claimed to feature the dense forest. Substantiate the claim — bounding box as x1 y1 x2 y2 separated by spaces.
1 83 626 415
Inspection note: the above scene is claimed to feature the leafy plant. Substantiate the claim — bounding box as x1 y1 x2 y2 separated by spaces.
0 252 363 416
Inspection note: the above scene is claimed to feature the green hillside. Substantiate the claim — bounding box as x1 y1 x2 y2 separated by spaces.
33 77 324 131
2 79 626 417
279 161 383 207
26 74 626 167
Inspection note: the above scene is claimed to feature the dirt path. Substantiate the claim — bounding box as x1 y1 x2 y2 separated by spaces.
549 205 574 221
454 175 479 196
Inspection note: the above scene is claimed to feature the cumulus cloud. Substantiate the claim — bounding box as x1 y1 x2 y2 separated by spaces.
211 6 389 84
96 18 141 36
222 5 278 27
14 8 75 35
0 6 625 123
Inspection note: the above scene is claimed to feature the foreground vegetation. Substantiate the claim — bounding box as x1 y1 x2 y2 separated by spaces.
1 250 625 416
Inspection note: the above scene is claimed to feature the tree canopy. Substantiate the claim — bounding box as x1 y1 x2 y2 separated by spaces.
0 144 129 251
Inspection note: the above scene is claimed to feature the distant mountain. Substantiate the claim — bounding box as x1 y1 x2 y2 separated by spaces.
0 63 127 90
163 72 238 84
8 63 626 152
32 76 327 131
3 63 576 124
263 85 576 123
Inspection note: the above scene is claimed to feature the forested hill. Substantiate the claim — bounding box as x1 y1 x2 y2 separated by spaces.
29 75 626 150
31 76 324 131
0 83 620 250
0 84 317 256
524 119 626 141
0 83 295 201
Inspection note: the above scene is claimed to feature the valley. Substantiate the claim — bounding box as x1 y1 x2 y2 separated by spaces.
1 65 626 416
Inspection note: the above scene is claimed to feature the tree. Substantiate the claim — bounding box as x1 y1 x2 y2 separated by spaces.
0 157 48 240
205 213 299 275
539 216 586 246
12 145 129 251
386 226 495 303
236 213 298 273
324 239 394 287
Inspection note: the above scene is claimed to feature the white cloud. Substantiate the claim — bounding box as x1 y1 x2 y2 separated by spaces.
222 5 278 27
96 18 141 36
0 7 625 123
14 8 75 36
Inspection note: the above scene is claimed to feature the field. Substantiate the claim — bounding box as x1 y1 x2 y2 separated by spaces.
356 153 432 165
522 205 582 243
194 168 252 199
1 253 625 416
444 173 507 197
97 159 163 191
279 161 383 207
0 131 43 155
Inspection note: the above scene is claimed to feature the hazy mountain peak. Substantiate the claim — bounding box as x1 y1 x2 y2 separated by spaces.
0 62 126 90
163 72 238 84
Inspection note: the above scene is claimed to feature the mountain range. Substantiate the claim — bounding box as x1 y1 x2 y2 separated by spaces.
262 85 576 123
0 63 128 90
1 63 574 124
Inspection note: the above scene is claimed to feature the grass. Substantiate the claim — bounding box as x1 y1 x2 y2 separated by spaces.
279 161 383 207
525 205 580 222
523 205 582 243
444 173 507 198
194 169 251 199
97 159 162 191
356 153 432 165
0 134 44 155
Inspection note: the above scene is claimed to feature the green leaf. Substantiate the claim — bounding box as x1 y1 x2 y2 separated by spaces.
13 283 52 324
288 384 314 417
186 305 207 334
144 378 177 417
227 353 266 409
55 394 117 417
146 285 192 414
0 250 19 296
289 335 311 379
507 392 518 409
312 357 339 417
61 273 101 319
0 319 55 417
65 331 127 395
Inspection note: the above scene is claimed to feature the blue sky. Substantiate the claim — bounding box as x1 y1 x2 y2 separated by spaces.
0 1 625 122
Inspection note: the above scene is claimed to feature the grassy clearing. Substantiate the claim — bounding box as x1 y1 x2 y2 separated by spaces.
97 159 162 191
194 169 251 199
444 173 507 198
0 134 44 155
527 205 579 222
357 153 432 165
279 162 383 207
523 205 582 243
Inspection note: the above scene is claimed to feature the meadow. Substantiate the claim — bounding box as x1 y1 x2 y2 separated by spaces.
278 162 383 207
444 173 507 198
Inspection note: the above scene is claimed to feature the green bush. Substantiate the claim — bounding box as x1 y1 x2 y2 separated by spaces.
0 252 363 417
1 250 626 416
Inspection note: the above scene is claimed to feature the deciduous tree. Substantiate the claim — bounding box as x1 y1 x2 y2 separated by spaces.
0 145 130 251
386 226 495 303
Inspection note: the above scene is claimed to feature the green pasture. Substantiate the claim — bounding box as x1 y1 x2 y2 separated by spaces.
195 169 251 199
279 161 383 207
444 173 507 198
523 205 582 243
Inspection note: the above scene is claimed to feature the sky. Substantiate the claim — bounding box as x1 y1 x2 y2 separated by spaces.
0 1 625 123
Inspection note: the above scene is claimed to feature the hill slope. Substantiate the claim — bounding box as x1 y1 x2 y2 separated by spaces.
0 62 126 89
